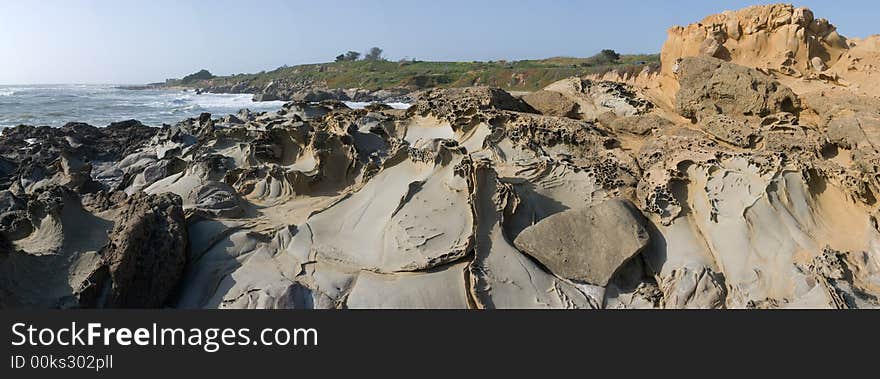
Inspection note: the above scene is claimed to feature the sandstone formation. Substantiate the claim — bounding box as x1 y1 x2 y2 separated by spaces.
543 77 653 120
1 4 880 309
102 193 187 308
661 4 849 80
513 199 649 286
521 90 580 119
675 55 800 122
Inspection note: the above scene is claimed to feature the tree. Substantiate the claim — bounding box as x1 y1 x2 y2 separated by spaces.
364 47 384 61
335 54 346 62
598 49 620 63
344 51 361 61
181 69 215 84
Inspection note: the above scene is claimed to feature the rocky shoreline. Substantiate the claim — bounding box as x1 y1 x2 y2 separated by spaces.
2 4 880 309
124 81 415 104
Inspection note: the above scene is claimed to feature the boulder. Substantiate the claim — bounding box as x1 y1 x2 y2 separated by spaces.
543 78 653 119
292 88 349 102
675 56 800 122
513 199 650 286
102 193 187 308
610 114 674 135
521 90 580 118
410 87 537 126
252 93 280 102
0 191 31 240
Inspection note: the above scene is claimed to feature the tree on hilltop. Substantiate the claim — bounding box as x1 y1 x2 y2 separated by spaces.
594 49 620 64
181 69 215 84
364 47 384 61
344 51 361 61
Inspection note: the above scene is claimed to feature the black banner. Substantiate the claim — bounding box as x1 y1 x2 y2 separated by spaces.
1 310 876 377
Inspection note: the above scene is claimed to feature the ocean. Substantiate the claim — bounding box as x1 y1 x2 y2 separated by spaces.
0 84 289 128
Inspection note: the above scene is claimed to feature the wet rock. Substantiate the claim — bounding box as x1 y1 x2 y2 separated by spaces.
282 101 335 120
292 88 349 102
252 93 280 102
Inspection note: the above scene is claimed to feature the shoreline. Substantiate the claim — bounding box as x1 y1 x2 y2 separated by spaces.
0 85 289 129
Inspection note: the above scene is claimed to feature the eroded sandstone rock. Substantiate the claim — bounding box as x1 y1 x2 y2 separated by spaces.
675 56 800 122
521 90 580 119
513 199 650 286
102 193 187 308
610 113 674 136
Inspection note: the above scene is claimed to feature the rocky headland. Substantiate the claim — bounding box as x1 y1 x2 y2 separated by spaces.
156 54 660 104
2 4 880 309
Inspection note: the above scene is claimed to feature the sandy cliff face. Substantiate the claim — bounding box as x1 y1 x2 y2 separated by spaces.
661 4 848 77
601 4 879 108
2 4 880 309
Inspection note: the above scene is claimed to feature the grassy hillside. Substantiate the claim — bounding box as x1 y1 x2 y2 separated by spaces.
169 53 659 92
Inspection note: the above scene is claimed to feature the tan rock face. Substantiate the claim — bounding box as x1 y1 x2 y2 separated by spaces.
521 90 580 119
675 56 800 122
661 4 849 80
609 113 674 136
513 199 650 286
543 77 654 120
410 86 537 126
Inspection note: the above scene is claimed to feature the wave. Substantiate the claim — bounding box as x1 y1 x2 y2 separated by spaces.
387 102 412 110
193 93 285 109
344 101 412 110
150 92 284 112
0 87 287 128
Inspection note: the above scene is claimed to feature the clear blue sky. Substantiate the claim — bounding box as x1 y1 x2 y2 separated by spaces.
0 0 876 84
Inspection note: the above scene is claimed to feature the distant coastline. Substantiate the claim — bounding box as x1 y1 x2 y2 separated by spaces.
149 52 660 103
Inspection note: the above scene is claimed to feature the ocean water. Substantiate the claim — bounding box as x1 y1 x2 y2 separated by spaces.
342 101 412 110
0 84 287 128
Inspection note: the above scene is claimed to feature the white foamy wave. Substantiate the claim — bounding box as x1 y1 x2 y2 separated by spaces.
387 102 412 110
344 101 411 110
343 102 369 109
192 93 285 110
149 92 284 114
0 85 288 127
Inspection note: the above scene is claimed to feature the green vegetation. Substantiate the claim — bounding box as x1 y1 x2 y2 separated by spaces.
364 47 384 61
336 51 361 62
180 69 215 84
173 51 659 92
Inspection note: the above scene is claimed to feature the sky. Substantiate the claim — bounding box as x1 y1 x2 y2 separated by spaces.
0 0 877 84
